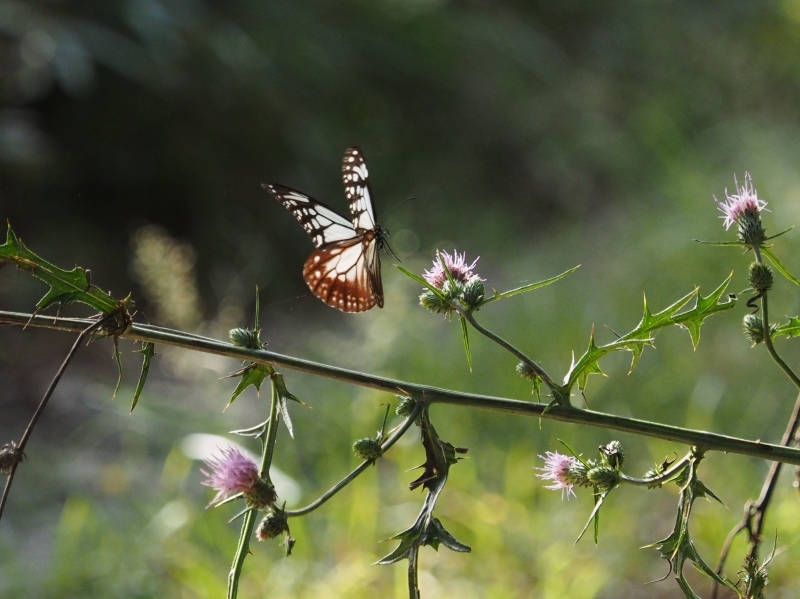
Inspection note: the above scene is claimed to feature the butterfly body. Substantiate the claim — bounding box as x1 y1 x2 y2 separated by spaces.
263 147 385 312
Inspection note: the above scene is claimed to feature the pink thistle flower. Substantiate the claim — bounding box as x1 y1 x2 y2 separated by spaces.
423 249 482 290
536 451 579 500
715 172 768 230
201 446 260 507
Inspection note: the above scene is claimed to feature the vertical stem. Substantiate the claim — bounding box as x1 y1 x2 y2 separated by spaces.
226 369 280 599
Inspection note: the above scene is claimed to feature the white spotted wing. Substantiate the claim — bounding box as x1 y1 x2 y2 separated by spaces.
263 147 384 312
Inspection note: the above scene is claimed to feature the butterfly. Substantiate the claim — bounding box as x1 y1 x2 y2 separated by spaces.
262 147 386 312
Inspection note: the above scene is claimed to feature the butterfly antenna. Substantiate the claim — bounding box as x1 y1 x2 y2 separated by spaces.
379 196 416 219
381 231 401 262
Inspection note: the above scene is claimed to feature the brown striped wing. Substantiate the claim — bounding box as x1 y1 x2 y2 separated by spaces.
302 230 383 313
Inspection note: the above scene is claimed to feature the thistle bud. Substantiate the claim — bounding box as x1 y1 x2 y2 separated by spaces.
244 479 278 509
395 396 416 417
599 440 625 469
748 262 773 293
586 465 620 491
743 314 768 345
229 327 262 349
461 276 485 309
353 437 382 461
256 509 289 541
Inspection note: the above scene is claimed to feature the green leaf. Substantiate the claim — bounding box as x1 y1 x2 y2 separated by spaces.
377 409 470 565
670 274 736 349
562 276 735 393
130 341 155 412
395 264 447 300
643 453 738 598
112 336 123 399
772 316 800 339
230 419 271 437
459 316 472 372
483 265 580 304
0 224 120 314
762 247 800 287
225 363 270 408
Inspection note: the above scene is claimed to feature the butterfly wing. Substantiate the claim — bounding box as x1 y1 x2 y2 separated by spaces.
263 183 357 248
263 181 384 312
303 231 382 312
342 147 377 231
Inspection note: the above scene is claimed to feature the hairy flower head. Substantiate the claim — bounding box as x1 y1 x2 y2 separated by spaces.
536 451 581 500
201 446 261 506
715 172 768 231
423 249 482 290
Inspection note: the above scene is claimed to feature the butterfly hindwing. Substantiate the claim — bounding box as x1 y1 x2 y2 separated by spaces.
263 147 385 313
303 233 381 312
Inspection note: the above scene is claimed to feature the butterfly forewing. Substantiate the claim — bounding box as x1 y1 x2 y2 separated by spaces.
263 184 356 248
263 147 385 313
342 147 377 231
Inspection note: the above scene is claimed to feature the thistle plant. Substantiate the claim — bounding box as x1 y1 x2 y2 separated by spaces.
3 171 800 598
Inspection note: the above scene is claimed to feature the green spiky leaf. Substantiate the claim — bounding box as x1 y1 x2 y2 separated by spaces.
130 341 155 412
563 276 735 393
643 452 738 598
460 316 472 372
483 265 580 304
762 246 800 287
377 409 470 565
773 316 800 339
0 224 120 314
225 363 271 407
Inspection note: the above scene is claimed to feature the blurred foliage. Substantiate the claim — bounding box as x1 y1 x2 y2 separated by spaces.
3 0 800 597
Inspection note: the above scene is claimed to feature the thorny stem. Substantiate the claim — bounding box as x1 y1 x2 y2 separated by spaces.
618 453 693 487
4 311 800 467
0 317 105 521
711 246 800 598
226 373 281 599
456 307 565 402
286 400 423 517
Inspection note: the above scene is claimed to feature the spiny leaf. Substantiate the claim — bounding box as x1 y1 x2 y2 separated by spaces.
773 316 800 339
395 264 447 300
130 341 155 412
378 409 470 565
563 277 735 393
460 316 472 372
670 274 736 349
763 246 800 288
225 364 270 408
0 224 119 314
230 419 271 437
643 454 738 598
112 336 123 399
483 265 580 304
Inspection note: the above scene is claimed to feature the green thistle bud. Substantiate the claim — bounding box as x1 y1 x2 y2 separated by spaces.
395 396 416 417
748 263 773 293
244 479 278 509
353 437 382 461
600 440 625 469
256 509 289 541
229 327 262 349
461 276 485 309
586 465 620 491
743 314 775 345
739 555 769 599
738 214 766 247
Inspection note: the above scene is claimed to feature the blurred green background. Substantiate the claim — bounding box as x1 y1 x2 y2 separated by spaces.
3 1 800 597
